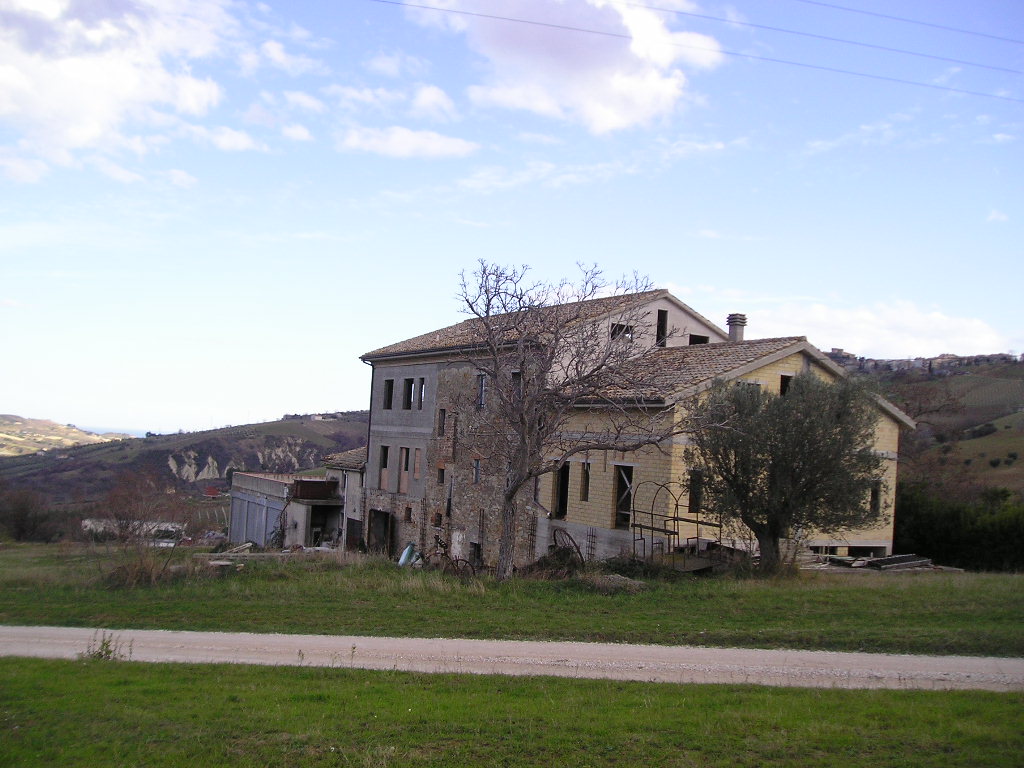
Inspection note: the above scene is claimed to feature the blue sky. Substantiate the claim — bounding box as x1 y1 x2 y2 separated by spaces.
1 0 1021 434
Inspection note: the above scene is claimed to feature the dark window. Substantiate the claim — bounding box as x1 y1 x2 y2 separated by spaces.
688 334 709 345
378 445 390 490
382 379 394 410
398 447 410 493
476 373 487 408
437 408 446 436
472 458 481 484
437 466 445 485
404 507 413 523
614 465 633 529
416 378 425 410
870 480 882 517
656 310 668 347
553 463 570 519
688 469 703 516
402 378 414 410
469 542 482 567
511 370 523 401
611 323 634 341
780 375 793 396
431 512 443 528
580 462 591 502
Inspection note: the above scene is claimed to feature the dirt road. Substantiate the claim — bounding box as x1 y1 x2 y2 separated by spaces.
1 624 1021 691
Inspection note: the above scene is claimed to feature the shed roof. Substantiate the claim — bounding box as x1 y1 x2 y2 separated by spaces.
323 446 366 471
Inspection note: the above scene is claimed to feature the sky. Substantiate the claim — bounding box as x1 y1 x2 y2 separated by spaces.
0 0 1021 435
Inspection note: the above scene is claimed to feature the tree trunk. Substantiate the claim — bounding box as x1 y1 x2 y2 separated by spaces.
495 494 518 581
755 529 782 574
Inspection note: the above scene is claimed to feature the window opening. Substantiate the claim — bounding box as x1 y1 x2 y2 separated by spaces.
416 378 425 410
437 466 445 485
870 480 882 517
610 323 634 341
580 461 591 502
398 447 410 494
431 512 443 528
378 445 390 490
614 465 633 529
437 408 446 436
688 334 709 345
656 310 668 347
404 507 413 523
780 375 793 396
476 373 487 408
402 378 414 410
382 379 394 410
413 448 422 480
552 463 570 519
472 458 481 484
688 469 703 517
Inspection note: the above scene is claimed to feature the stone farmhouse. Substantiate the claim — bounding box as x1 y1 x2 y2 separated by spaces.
346 289 914 570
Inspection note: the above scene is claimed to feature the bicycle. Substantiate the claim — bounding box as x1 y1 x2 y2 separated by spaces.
418 535 477 579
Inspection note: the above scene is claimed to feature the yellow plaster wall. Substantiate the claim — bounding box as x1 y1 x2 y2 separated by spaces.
544 352 906 553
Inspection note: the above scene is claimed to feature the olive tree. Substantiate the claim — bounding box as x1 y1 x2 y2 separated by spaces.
686 373 885 572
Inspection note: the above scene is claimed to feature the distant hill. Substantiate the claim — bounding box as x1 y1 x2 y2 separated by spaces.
0 415 131 457
0 412 368 506
875 362 1024 494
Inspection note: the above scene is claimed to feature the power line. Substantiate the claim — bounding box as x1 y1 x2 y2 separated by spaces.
785 0 1024 46
609 0 1021 74
371 0 1024 104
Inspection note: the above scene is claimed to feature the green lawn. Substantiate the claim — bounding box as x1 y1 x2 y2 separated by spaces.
1 544 1021 656
1 658 1020 768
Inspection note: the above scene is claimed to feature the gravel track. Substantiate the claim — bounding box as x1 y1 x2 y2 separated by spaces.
2 625 1022 691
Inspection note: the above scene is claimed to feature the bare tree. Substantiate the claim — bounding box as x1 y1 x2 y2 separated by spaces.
686 373 886 572
456 262 696 580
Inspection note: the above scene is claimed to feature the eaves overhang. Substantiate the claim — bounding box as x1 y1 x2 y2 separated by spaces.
667 338 917 431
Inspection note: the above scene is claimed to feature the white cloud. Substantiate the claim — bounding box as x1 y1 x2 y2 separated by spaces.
411 85 458 121
806 117 909 155
187 125 264 151
409 0 722 134
166 169 197 188
284 90 326 112
0 149 49 182
987 210 1009 222
339 126 479 158
325 85 404 112
517 132 562 145
282 123 312 141
457 159 627 191
664 285 1008 358
89 157 143 184
366 51 426 78
0 0 236 177
259 40 327 76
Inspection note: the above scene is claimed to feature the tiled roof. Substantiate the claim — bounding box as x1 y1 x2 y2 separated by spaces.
362 289 667 360
615 336 807 400
322 446 366 470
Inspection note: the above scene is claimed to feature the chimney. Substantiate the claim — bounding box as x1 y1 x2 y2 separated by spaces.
727 313 746 342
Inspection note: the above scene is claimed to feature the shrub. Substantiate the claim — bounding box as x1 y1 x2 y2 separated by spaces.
965 423 998 440
989 458 1002 468
1008 452 1019 461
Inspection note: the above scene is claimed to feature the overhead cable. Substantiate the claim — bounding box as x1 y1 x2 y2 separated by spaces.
369 0 1023 104
608 0 1021 74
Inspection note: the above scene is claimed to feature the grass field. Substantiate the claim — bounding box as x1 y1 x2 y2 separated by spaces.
1 658 1021 768
1 544 1021 656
